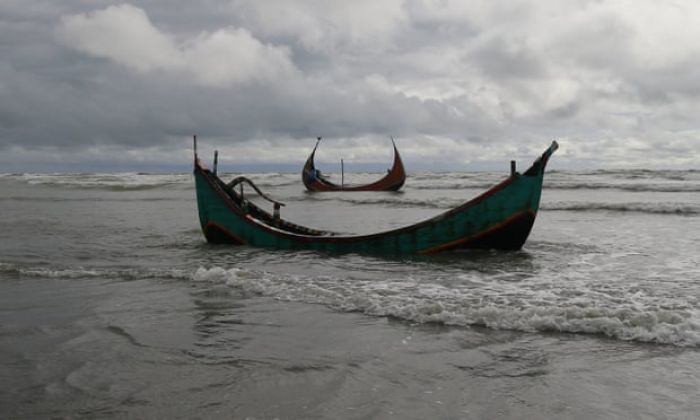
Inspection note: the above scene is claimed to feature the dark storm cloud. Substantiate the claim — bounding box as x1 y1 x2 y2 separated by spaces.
1 2 491 149
1 1 699 170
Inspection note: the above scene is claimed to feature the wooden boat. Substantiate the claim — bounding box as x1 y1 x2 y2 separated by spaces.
194 138 558 254
301 138 406 191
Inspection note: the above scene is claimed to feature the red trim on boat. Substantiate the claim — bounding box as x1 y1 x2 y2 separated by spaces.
417 209 536 254
204 221 247 244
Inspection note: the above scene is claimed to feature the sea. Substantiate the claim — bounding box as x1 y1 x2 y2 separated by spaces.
1 168 699 419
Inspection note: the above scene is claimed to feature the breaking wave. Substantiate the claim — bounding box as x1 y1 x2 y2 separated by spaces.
0 263 191 281
410 183 499 191
543 202 700 215
190 266 700 348
544 182 700 193
554 169 700 181
0 172 303 190
5 173 192 190
408 181 700 193
291 196 700 214
330 196 459 209
281 192 463 209
5 261 699 347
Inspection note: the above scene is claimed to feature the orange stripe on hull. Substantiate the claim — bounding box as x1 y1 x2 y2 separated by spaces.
418 210 536 254
204 221 247 245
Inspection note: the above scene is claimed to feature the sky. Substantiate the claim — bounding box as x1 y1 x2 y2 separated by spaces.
1 0 699 172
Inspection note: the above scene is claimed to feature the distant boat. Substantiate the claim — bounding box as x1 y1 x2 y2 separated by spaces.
193 139 558 254
301 137 406 192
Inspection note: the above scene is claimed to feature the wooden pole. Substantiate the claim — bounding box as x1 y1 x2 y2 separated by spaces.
273 203 281 223
213 150 218 175
341 158 344 190
193 135 198 160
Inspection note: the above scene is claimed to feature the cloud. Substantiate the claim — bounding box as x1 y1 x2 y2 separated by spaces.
58 4 182 73
57 4 297 86
1 0 700 171
229 0 407 54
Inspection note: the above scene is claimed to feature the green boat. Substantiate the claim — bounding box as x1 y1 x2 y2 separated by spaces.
194 139 558 254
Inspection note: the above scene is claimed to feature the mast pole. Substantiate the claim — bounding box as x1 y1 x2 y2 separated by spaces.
341 158 344 190
193 135 198 161
213 150 219 175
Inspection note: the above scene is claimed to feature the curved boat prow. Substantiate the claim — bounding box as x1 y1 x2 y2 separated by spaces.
542 140 559 167
301 136 322 185
524 140 559 176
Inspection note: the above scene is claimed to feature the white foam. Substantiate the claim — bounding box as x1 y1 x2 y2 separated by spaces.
15 173 191 190
193 266 276 295
3 264 191 281
189 265 700 348
7 260 698 347
543 201 700 215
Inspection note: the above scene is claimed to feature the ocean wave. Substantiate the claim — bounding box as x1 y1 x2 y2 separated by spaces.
0 196 188 203
408 181 700 193
409 183 497 191
279 193 460 209
310 195 700 214
190 266 700 348
335 196 459 209
4 262 698 346
409 172 503 181
407 170 700 192
1 172 302 190
544 182 700 193
411 178 700 193
0 263 191 281
556 169 700 181
7 173 193 191
543 202 700 215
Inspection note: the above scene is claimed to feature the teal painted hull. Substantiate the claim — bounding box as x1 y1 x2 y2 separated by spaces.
194 142 557 255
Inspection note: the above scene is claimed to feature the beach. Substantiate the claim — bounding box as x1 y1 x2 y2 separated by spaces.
1 169 699 419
